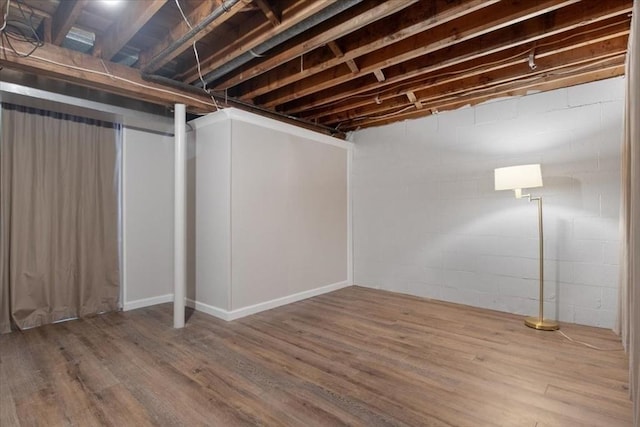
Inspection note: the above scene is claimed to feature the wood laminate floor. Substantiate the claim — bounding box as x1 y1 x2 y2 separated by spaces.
0 286 632 426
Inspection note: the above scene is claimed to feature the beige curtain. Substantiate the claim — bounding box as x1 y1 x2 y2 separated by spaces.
0 103 120 334
618 1 639 424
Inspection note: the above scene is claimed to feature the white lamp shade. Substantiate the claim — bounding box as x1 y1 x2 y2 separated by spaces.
494 164 543 191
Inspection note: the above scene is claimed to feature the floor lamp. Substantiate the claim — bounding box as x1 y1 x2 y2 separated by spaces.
494 164 559 331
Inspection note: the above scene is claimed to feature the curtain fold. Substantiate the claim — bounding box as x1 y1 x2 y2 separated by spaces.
0 103 120 333
618 1 639 424
0 106 11 333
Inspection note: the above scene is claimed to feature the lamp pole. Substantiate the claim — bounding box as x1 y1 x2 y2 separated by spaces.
494 164 558 330
536 196 544 324
523 195 558 331
174 104 186 329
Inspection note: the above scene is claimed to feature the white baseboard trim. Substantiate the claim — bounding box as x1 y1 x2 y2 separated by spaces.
186 298 230 321
123 293 174 311
188 280 352 321
228 280 351 320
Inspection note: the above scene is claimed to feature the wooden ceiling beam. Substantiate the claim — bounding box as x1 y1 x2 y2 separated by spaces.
299 17 631 121
211 0 416 90
177 0 336 83
283 4 632 116
234 0 497 100
0 38 216 113
345 60 359 74
323 47 627 125
326 40 343 57
322 36 627 124
346 63 625 130
327 41 359 73
51 0 88 46
8 1 51 19
96 0 167 60
406 91 423 110
415 50 625 103
4 0 631 132
333 52 624 128
139 0 246 73
253 0 281 27
41 18 52 44
350 62 625 130
257 0 582 108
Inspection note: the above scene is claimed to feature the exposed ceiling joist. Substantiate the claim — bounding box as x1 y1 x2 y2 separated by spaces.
212 0 416 90
96 0 167 61
254 0 281 27
406 91 422 110
0 37 216 112
283 2 632 117
257 0 581 108
301 22 630 122
327 41 360 73
0 0 632 132
178 0 336 83
322 36 627 123
139 0 247 73
0 35 342 137
356 63 625 129
8 1 50 19
322 41 627 127
234 0 499 101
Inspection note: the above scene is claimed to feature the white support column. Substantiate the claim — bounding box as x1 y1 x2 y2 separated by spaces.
173 104 186 328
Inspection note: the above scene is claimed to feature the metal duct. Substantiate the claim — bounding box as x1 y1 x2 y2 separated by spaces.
196 0 364 87
60 27 139 65
142 0 243 73
62 27 95 54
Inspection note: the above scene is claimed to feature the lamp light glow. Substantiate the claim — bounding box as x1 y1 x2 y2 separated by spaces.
101 0 122 7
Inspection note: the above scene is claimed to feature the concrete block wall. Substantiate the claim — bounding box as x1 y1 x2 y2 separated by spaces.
351 77 624 328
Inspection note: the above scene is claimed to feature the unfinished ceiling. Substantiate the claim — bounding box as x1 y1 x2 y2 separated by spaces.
0 0 632 136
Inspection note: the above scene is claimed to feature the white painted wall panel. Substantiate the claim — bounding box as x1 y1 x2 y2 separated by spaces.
230 120 348 310
194 116 232 310
122 127 174 307
352 77 624 328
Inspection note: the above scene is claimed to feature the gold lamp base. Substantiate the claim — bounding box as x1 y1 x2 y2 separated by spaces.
524 317 559 331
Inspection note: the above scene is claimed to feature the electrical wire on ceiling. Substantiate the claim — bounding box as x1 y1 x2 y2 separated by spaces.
0 0 9 32
0 0 218 111
301 46 535 123
335 53 625 129
173 0 219 111
0 0 342 136
302 17 631 119
0 0 44 58
300 46 535 117
0 42 219 109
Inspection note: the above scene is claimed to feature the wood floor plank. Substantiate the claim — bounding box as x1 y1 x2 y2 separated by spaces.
0 359 20 426
0 286 632 426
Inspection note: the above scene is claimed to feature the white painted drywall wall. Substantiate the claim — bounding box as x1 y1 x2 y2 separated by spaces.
192 114 232 311
230 119 348 310
352 77 624 328
191 109 350 319
122 127 175 309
